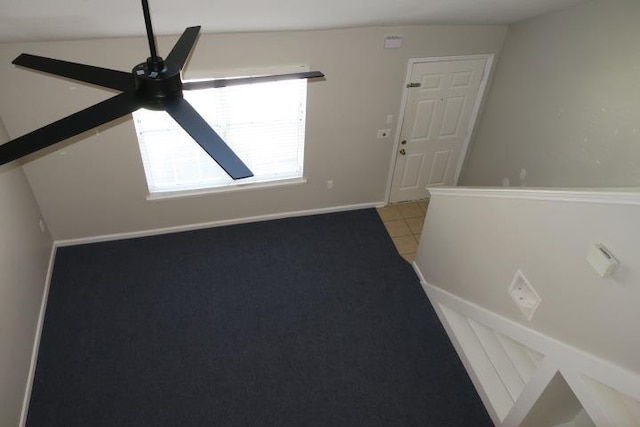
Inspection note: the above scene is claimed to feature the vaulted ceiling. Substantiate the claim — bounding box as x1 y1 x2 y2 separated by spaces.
1 0 587 42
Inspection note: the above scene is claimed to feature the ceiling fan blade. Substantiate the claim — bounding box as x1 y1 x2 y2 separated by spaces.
13 54 135 92
161 97 253 180
0 92 140 166
165 26 201 69
182 71 325 91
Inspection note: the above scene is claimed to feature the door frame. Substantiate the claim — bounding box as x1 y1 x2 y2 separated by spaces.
384 54 495 203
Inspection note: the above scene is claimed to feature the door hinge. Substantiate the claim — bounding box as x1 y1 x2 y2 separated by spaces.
406 82 421 88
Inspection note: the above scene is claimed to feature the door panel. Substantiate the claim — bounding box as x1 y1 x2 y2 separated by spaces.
389 57 489 203
451 71 473 88
402 153 425 188
420 73 444 91
412 100 436 139
428 150 452 186
440 96 465 137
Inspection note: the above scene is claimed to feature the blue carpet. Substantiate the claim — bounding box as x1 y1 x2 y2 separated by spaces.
27 209 491 426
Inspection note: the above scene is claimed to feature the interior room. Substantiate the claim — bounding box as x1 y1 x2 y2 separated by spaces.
1 0 639 425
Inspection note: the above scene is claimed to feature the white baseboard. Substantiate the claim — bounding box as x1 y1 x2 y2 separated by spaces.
55 202 385 247
20 245 57 427
412 262 640 427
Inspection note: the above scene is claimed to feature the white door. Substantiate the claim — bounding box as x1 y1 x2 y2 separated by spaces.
389 57 489 203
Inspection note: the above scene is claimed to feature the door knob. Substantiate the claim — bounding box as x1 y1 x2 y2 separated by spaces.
399 148 406 155
401 140 407 145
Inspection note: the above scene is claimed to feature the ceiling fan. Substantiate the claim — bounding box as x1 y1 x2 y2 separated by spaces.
0 0 324 179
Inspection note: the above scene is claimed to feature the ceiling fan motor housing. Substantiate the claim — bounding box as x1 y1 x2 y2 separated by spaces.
133 57 183 110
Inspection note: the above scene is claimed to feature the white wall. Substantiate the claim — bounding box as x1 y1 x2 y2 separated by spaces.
461 0 640 188
0 25 506 241
0 119 53 426
415 189 640 374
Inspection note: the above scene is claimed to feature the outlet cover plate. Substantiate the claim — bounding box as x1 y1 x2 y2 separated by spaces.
508 270 541 320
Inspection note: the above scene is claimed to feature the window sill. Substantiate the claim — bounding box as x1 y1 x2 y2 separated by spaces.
146 177 307 201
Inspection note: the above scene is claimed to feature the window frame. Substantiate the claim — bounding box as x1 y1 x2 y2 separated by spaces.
134 65 312 200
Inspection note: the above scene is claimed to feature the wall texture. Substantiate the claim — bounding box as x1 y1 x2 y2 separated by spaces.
461 0 640 188
0 25 506 241
0 119 52 426
416 190 640 374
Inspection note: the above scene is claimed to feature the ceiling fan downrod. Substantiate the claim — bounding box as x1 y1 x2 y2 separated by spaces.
141 0 161 65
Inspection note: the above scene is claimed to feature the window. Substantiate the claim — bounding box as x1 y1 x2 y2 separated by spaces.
133 76 308 196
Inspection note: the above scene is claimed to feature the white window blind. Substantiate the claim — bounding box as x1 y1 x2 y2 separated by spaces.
133 78 307 194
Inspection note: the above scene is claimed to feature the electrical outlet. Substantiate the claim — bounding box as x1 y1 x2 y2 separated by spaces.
326 180 334 189
519 168 527 181
377 129 391 139
508 270 541 320
38 219 46 233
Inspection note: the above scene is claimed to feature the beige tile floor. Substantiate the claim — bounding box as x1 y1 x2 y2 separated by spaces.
377 200 429 263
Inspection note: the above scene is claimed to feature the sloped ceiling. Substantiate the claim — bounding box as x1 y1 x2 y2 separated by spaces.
1 0 586 42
